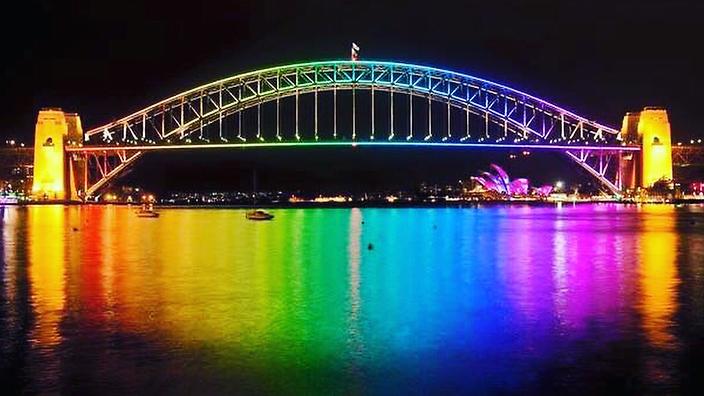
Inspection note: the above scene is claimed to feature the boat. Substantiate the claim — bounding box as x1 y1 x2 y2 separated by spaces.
137 210 159 218
246 169 274 221
246 209 274 221
136 203 160 218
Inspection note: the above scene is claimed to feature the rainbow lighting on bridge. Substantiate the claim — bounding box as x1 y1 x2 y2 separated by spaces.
30 60 672 201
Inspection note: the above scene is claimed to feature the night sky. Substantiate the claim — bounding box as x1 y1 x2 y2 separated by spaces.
2 0 702 192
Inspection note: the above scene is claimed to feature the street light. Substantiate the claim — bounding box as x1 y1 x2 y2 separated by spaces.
555 181 564 190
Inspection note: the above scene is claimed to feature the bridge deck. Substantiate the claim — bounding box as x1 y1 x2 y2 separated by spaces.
66 141 641 153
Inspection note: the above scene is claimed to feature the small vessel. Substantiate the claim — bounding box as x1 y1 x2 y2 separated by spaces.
136 202 160 218
246 169 274 221
246 209 274 221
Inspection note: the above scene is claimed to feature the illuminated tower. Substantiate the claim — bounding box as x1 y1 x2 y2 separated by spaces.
65 113 86 200
638 107 673 187
619 107 673 189
618 112 640 190
31 108 84 200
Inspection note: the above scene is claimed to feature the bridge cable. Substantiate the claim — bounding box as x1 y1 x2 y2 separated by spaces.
295 90 300 141
257 103 262 141
314 88 319 141
276 97 281 141
425 96 432 141
444 100 450 141
408 94 413 140
371 86 375 140
352 87 356 140
389 91 394 140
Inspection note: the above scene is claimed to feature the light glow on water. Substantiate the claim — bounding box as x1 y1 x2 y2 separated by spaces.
2 204 704 393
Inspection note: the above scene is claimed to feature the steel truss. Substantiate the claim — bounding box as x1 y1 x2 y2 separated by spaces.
565 149 622 195
75 60 634 197
79 150 142 198
672 145 704 167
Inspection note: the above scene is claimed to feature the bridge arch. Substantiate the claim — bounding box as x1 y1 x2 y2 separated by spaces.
86 60 622 145
60 60 638 198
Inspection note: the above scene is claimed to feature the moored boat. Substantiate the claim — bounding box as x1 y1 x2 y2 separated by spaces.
136 203 160 218
246 170 274 221
246 209 274 221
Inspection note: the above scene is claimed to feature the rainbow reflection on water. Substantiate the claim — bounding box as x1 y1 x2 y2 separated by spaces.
1 204 703 394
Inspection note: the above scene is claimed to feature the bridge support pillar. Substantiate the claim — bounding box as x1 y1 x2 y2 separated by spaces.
31 108 84 201
620 107 673 189
618 112 640 191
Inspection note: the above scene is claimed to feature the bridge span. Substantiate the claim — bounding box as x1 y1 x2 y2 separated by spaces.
29 60 673 200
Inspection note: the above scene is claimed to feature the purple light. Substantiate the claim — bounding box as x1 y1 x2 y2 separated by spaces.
67 141 641 153
473 164 536 196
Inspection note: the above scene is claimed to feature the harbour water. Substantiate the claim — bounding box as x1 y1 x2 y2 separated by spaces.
1 204 703 394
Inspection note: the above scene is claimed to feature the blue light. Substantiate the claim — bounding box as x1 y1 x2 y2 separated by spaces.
68 141 641 153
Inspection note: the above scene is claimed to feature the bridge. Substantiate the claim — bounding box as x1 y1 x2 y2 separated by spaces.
673 145 704 168
29 60 674 201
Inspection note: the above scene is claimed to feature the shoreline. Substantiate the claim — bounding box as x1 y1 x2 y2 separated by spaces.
4 199 704 208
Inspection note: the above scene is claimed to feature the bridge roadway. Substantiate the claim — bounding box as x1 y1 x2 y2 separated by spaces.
65 141 642 153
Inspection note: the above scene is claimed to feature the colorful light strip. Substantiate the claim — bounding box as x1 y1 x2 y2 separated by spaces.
67 141 641 153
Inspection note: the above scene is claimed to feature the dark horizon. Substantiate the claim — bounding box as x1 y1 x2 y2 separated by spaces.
117 147 595 195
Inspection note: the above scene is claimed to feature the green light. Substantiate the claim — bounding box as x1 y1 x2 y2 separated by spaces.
67 141 641 153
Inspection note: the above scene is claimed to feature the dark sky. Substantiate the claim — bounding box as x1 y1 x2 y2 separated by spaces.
2 0 702 191
3 0 702 138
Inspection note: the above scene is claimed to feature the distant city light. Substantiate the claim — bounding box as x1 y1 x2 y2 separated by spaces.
555 181 564 189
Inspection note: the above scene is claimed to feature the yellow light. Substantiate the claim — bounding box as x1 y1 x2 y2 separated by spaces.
639 205 678 348
27 206 66 347
637 108 673 187
32 110 68 200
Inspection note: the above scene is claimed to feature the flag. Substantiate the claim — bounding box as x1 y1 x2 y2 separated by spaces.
351 43 360 61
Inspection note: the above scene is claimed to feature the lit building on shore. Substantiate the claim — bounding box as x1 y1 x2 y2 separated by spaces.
471 164 553 197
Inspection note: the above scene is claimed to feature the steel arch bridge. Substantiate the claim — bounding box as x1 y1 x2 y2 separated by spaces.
63 60 639 198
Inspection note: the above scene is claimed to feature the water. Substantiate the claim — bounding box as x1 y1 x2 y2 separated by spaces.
1 204 704 394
